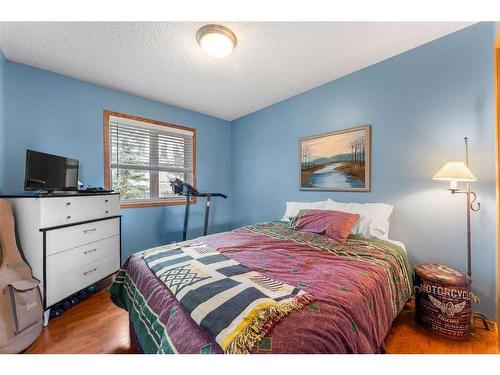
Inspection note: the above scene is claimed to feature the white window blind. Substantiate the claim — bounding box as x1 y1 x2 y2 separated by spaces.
109 115 195 204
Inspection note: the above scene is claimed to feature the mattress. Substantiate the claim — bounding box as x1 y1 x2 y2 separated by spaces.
110 221 412 354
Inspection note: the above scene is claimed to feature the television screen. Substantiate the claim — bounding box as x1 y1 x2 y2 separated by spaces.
24 150 79 192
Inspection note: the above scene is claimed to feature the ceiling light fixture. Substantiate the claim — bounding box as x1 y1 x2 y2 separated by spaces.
196 24 237 58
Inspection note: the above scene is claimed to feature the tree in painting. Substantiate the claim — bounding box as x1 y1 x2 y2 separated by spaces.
335 135 365 182
350 136 365 167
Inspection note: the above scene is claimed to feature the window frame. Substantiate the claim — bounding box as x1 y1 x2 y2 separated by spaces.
103 110 197 208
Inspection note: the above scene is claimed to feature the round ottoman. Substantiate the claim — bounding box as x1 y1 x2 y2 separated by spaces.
414 263 472 341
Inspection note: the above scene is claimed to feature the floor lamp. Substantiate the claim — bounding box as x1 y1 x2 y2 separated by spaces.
432 137 491 331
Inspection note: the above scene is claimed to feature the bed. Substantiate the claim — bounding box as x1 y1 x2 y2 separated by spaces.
110 220 412 354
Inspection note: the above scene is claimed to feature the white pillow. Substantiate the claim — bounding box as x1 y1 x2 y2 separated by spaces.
281 200 329 221
324 199 349 211
324 199 393 239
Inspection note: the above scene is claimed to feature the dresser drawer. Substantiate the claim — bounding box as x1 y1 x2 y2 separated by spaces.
46 235 119 278
83 195 120 221
45 218 120 256
46 253 120 307
40 195 120 228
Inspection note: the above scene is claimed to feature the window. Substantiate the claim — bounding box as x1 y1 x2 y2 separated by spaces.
104 111 196 208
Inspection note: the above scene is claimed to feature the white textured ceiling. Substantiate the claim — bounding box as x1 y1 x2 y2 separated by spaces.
0 22 474 121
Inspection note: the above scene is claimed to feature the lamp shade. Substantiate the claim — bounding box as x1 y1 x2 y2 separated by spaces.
433 161 476 181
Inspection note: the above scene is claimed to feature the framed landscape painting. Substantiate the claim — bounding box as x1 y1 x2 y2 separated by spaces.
299 125 371 191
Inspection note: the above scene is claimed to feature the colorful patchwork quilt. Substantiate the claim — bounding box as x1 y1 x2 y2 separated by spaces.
141 243 313 353
110 222 412 354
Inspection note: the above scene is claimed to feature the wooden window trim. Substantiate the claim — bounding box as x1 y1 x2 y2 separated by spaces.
495 31 500 337
103 110 197 208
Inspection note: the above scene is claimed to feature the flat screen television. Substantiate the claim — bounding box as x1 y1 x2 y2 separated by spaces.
24 150 79 192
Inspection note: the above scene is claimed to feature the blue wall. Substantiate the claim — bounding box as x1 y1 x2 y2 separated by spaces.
0 60 233 260
231 23 498 318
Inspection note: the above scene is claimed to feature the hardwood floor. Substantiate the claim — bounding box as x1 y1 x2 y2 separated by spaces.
25 289 137 354
26 290 499 354
384 302 499 354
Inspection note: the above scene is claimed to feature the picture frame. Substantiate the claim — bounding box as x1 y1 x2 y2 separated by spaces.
299 125 371 192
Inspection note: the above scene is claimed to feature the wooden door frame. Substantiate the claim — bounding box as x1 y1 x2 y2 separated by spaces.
495 26 500 349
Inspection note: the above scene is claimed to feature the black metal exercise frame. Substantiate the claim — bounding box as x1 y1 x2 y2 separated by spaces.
169 178 227 241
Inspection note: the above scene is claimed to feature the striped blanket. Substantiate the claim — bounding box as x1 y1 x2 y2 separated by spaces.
142 242 314 354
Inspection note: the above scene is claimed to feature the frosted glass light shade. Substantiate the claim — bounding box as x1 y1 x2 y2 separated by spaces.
433 161 476 181
197 24 237 58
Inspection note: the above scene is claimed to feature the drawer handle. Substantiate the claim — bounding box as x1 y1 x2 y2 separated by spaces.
83 268 97 276
84 248 97 255
105 210 109 214
66 215 72 220
83 228 97 233
66 202 71 206
105 199 109 203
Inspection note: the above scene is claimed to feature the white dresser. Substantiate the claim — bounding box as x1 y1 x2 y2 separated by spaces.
2 193 121 325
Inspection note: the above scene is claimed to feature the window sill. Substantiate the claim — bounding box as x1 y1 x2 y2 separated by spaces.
120 197 196 209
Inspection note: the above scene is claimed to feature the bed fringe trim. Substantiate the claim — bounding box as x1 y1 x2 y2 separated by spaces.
224 293 315 354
